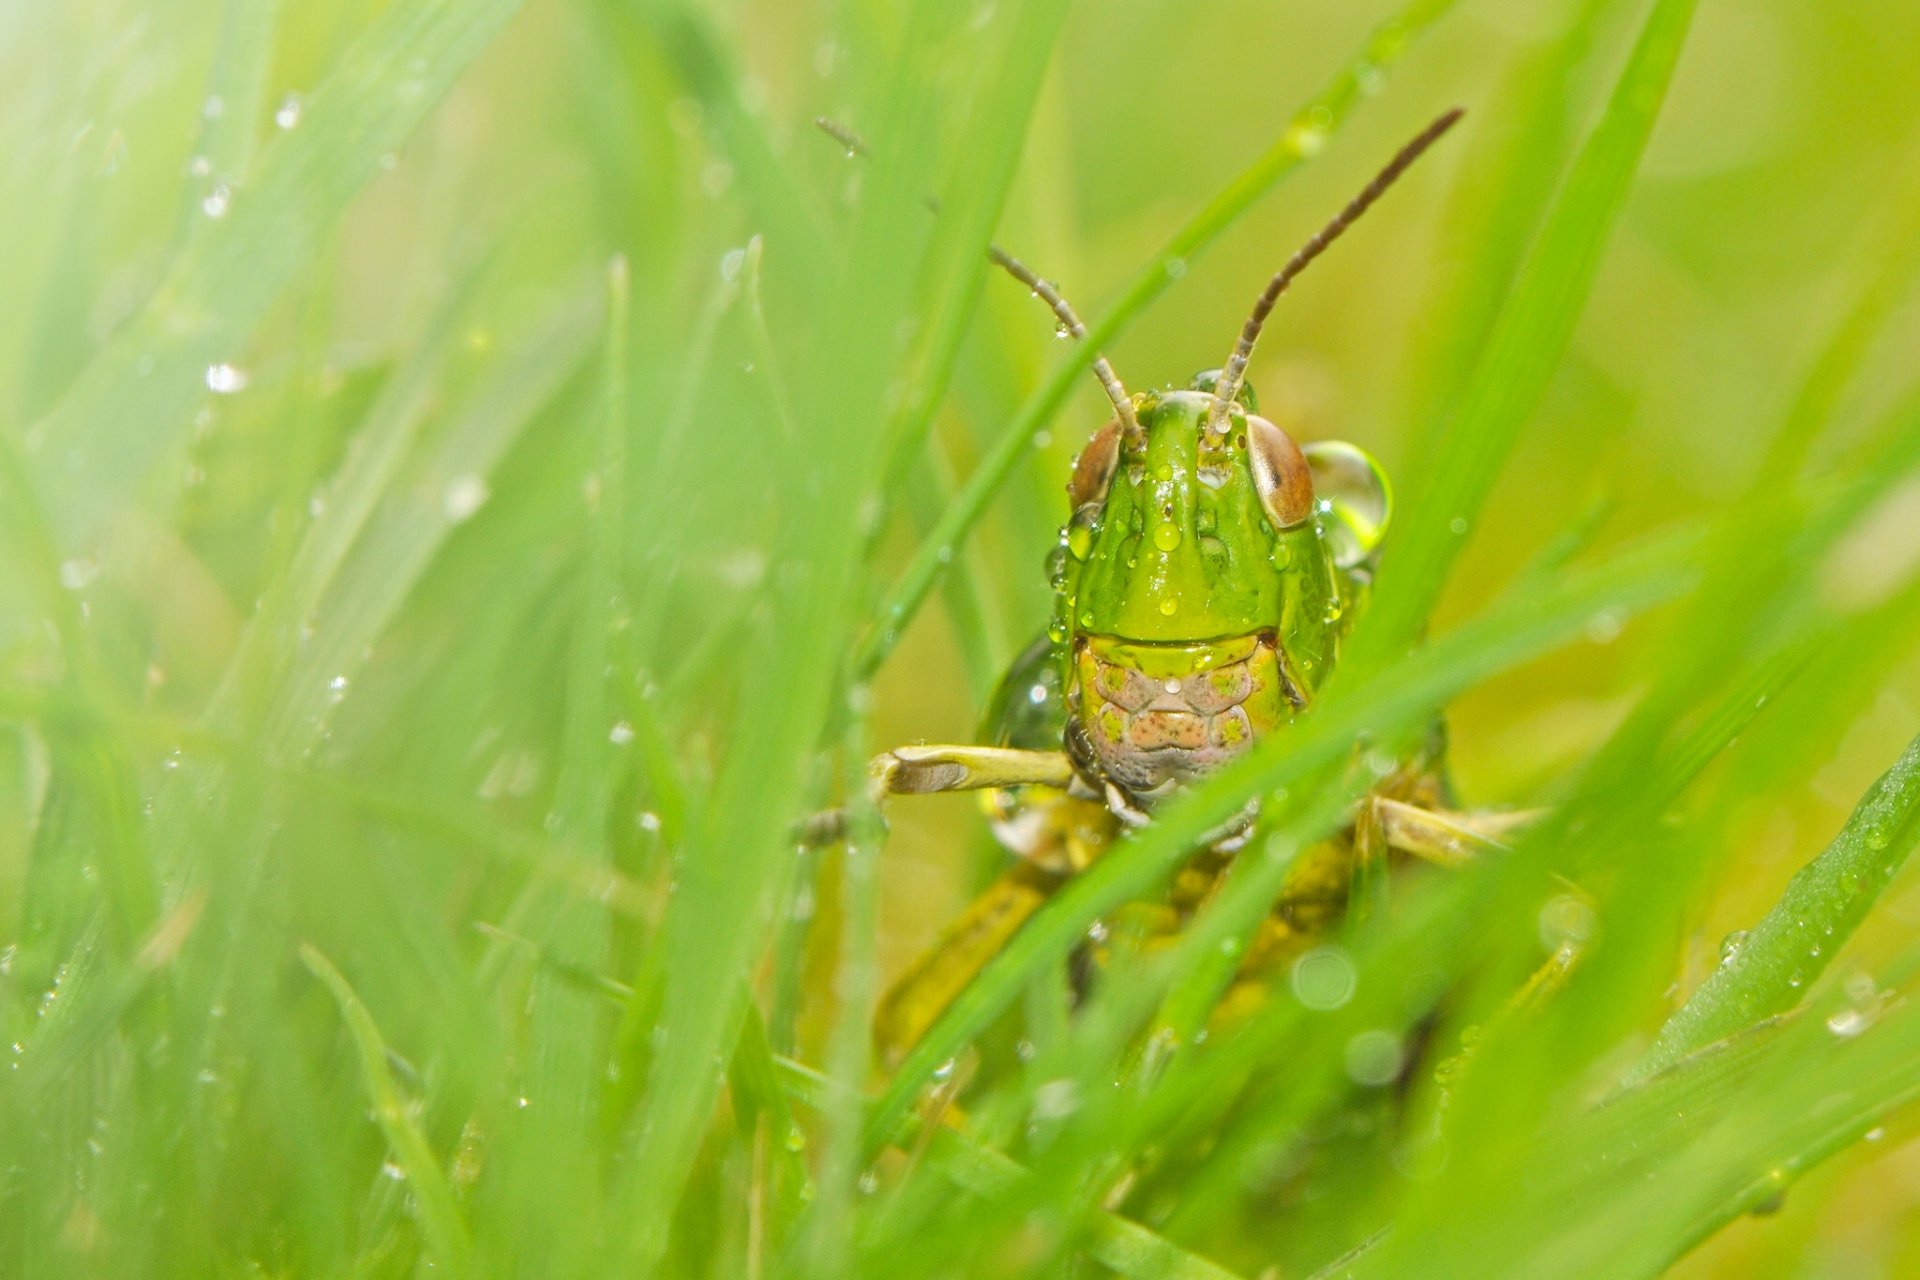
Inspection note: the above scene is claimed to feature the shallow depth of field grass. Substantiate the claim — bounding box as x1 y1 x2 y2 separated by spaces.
5 0 1920 1276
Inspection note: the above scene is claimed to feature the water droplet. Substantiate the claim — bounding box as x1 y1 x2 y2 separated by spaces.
1448 516 1468 536
1344 1029 1404 1086
784 1126 806 1152
1290 946 1357 1011
1158 598 1178 617
608 722 634 745
1826 1008 1869 1037
1286 122 1327 156
205 363 249 394
1152 523 1182 552
327 674 349 703
1027 683 1048 705
1163 257 1188 280
1032 1078 1079 1120
201 183 232 219
1054 322 1070 340
931 1058 956 1082
1164 679 1182 695
274 94 304 129
1067 518 1098 564
1864 826 1891 851
442 475 489 522
59 558 100 591
382 1160 405 1180
1719 930 1749 963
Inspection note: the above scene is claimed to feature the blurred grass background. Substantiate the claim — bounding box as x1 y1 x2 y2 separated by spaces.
3 0 1920 1276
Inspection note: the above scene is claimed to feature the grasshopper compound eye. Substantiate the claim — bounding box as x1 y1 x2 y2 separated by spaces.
1067 420 1124 508
1249 417 1315 529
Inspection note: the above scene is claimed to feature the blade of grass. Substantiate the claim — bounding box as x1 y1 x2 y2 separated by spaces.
300 943 473 1276
1347 0 1701 673
1632 728 1920 1080
25 0 533 551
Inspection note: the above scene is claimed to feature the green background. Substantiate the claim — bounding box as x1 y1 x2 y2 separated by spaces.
3 0 1920 1276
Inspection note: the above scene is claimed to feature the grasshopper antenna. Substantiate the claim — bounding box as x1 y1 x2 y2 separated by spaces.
1205 107 1465 432
813 117 1140 440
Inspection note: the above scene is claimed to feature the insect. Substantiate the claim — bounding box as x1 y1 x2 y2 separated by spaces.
848 109 1525 1065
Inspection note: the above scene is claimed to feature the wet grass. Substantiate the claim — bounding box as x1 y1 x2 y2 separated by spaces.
3 0 1920 1277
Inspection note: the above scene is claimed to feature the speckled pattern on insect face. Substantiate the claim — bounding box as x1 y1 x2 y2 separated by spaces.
1053 379 1361 806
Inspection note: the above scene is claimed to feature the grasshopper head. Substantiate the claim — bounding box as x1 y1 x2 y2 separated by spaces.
1052 374 1389 802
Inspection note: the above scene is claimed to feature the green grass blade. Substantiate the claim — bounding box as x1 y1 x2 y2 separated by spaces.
1634 729 1920 1079
1349 0 1701 669
25 0 532 550
300 943 474 1276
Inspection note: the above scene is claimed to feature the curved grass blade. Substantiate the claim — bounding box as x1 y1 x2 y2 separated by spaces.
1632 728 1920 1080
854 0 1464 680
300 944 474 1276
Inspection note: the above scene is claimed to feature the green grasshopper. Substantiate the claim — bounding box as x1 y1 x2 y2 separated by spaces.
855 109 1525 1064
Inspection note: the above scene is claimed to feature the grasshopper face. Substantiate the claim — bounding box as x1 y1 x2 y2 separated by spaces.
1052 374 1386 807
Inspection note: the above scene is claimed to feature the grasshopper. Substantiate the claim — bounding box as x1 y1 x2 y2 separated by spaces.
847 109 1527 1064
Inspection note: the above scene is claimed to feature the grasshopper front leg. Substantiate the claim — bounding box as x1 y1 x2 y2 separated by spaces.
798 745 1077 847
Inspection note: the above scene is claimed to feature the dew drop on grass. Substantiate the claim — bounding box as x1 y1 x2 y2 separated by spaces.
637 811 662 833
1032 1079 1079 1120
608 721 634 746
784 1127 806 1153
1290 946 1357 1011
931 1058 956 1082
205 363 249 394
1826 1008 1869 1037
1344 1030 1404 1086
201 184 232 218
274 94 303 129
59 558 100 590
442 475 489 522
382 1160 405 1180
327 675 349 703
